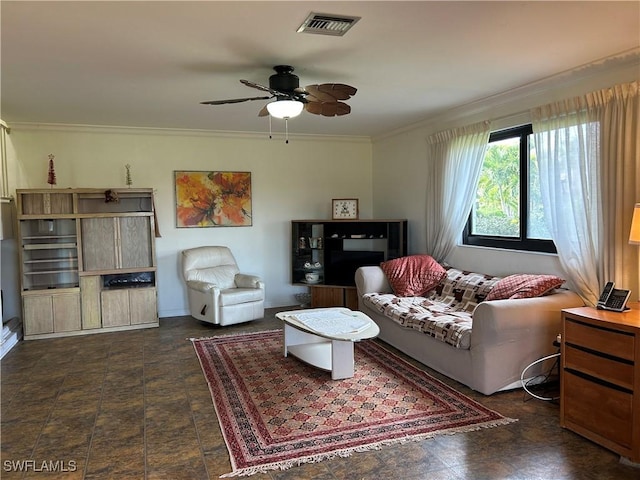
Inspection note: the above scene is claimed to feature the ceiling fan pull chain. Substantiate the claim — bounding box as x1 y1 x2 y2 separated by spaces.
269 115 272 139
285 118 289 144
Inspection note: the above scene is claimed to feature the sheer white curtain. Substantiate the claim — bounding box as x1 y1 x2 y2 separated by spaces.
425 121 491 262
532 81 639 306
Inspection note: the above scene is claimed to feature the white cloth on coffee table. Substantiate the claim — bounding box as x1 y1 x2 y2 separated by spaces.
293 310 370 336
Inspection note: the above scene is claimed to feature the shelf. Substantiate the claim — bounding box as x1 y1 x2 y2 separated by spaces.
23 243 77 250
78 266 157 276
102 283 156 291
24 258 79 264
22 234 77 240
24 268 79 275
77 192 153 214
23 284 80 292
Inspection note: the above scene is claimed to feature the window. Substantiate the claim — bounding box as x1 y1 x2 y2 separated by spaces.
463 124 556 253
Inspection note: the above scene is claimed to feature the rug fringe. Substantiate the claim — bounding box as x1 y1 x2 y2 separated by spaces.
187 329 282 342
219 417 517 477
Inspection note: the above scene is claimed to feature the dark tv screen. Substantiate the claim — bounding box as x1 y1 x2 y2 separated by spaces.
325 250 385 286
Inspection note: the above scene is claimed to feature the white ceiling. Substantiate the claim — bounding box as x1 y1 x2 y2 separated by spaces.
2 1 639 138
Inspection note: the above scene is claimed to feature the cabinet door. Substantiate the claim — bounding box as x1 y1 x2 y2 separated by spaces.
82 218 117 271
119 217 152 268
23 295 54 335
101 290 130 327
20 192 73 215
52 293 81 332
80 276 101 330
129 288 157 325
311 287 345 308
23 292 81 334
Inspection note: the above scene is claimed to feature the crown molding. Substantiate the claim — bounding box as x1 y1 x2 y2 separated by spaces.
7 122 372 144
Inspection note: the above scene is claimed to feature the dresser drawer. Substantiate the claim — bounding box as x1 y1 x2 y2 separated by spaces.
563 370 633 449
564 345 634 390
565 317 634 360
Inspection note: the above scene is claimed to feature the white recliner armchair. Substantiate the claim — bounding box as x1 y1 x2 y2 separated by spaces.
181 246 265 326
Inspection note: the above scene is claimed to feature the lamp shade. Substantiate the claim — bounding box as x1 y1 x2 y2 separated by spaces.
630 203 640 245
266 100 304 119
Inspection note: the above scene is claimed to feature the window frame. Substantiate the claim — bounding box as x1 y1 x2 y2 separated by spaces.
462 124 557 254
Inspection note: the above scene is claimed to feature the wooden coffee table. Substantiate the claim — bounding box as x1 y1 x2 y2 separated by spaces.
276 307 380 380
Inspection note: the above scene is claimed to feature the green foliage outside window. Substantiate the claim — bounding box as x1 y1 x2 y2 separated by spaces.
470 129 551 242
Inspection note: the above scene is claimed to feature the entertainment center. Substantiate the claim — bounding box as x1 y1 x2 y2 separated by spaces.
291 219 407 309
16 188 159 339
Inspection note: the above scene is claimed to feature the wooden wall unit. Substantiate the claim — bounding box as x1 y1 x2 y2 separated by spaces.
292 219 407 308
17 188 159 340
561 304 640 463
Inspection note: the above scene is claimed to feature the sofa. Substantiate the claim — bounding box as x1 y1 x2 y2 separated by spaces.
355 258 584 395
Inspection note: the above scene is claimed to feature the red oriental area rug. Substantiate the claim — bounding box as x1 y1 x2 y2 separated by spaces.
191 330 516 477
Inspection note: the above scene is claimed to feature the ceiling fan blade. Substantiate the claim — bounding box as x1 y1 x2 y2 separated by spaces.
305 101 351 117
240 79 281 95
304 84 357 102
201 96 272 105
258 104 269 117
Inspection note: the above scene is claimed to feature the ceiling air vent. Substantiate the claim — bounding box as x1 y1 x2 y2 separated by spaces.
297 13 361 36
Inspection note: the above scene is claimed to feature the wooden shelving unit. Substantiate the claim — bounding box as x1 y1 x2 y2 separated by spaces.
291 219 407 308
17 188 159 340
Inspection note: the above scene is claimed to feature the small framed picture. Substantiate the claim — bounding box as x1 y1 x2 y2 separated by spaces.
332 198 359 220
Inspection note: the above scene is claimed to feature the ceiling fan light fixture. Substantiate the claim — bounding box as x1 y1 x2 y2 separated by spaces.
266 99 304 119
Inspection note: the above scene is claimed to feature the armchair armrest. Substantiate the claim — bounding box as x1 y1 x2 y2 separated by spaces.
235 273 264 289
186 280 218 293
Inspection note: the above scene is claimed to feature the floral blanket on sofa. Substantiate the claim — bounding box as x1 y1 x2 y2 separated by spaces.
362 267 502 349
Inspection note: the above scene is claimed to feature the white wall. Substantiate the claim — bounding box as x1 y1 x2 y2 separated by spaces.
7 126 372 316
371 55 640 279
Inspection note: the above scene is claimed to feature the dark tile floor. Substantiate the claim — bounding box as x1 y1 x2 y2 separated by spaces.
2 307 639 480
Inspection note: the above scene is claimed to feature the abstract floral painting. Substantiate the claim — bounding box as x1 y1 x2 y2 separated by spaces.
174 171 252 227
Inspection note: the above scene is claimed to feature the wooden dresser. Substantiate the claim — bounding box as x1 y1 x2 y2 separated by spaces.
561 303 640 463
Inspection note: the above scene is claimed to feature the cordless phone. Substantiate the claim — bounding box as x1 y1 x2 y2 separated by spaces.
597 281 631 312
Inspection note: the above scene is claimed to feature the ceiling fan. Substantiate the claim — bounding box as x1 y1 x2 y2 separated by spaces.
200 65 357 119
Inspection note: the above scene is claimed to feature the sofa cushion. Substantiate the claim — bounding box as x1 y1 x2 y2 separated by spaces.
485 274 565 300
430 267 502 313
380 255 446 297
362 293 473 349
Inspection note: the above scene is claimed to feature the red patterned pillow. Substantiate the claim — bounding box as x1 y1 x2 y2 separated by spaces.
485 274 565 300
380 255 446 297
